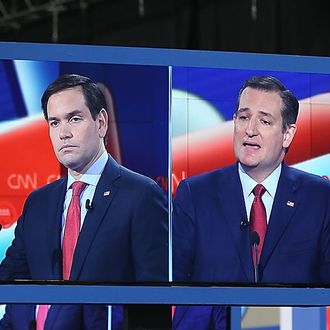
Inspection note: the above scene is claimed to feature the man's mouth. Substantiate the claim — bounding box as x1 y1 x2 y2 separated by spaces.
59 144 76 152
243 142 261 149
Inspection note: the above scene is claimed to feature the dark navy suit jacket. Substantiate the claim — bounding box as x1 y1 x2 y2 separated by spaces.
172 163 330 329
0 155 168 329
172 306 227 330
0 304 123 330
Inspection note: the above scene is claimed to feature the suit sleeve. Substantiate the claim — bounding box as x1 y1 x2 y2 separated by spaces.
320 188 330 283
0 305 12 330
211 306 227 330
131 181 169 281
172 180 196 282
0 195 32 280
173 306 227 330
82 305 109 330
0 304 36 330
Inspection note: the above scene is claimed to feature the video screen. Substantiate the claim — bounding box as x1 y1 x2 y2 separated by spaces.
171 66 330 283
171 66 330 330
0 59 169 262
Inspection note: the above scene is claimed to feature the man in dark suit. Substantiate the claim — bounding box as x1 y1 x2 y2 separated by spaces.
172 76 330 329
0 74 168 329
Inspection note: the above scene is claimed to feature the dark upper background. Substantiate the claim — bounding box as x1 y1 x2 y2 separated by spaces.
1 0 329 56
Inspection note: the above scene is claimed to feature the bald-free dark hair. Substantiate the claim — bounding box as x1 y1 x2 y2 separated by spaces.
41 74 106 120
236 75 299 131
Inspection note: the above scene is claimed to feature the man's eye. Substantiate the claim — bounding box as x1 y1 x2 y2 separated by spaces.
261 119 271 125
238 115 248 120
70 116 82 123
49 121 58 127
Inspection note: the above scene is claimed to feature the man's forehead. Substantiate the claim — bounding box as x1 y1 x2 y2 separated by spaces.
46 88 89 119
47 86 86 108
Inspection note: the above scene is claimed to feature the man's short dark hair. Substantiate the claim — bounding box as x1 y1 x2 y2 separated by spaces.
41 74 107 120
236 75 299 131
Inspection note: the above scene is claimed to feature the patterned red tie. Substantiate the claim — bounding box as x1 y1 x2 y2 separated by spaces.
250 184 267 263
62 181 86 280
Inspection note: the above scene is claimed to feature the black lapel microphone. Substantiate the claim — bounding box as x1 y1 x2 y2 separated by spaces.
250 231 260 283
85 199 93 210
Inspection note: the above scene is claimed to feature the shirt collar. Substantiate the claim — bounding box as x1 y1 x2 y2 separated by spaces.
238 162 282 199
67 151 109 190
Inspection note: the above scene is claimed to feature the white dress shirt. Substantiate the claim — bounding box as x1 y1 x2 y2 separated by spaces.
238 163 282 224
61 151 108 241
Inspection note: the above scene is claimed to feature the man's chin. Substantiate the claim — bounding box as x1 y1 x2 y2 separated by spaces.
239 158 260 170
58 157 80 172
240 163 259 172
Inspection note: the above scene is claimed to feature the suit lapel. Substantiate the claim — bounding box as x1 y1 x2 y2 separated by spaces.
260 164 299 269
15 304 36 328
44 305 60 330
217 164 254 282
47 177 67 280
173 306 189 329
70 156 121 280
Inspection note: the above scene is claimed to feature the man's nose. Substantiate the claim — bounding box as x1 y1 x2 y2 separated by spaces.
245 118 258 136
59 123 73 140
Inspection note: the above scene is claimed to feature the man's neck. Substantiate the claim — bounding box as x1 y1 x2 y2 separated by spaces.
68 147 107 180
240 162 282 183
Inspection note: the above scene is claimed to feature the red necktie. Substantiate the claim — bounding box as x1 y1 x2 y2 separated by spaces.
250 184 267 263
62 181 86 280
36 305 49 330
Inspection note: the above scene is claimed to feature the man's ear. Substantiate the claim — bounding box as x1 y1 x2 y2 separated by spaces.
98 108 108 139
283 124 297 148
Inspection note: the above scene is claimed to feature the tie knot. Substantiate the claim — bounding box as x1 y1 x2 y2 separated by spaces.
72 181 86 196
253 184 266 198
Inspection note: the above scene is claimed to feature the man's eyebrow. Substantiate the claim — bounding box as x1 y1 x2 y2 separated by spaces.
259 110 274 118
47 110 83 122
236 108 249 114
236 108 274 119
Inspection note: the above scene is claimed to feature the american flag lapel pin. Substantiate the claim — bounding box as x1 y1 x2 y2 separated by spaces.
103 190 110 196
286 200 294 207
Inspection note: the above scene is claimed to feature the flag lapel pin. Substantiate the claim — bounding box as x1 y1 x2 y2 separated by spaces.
286 200 294 207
